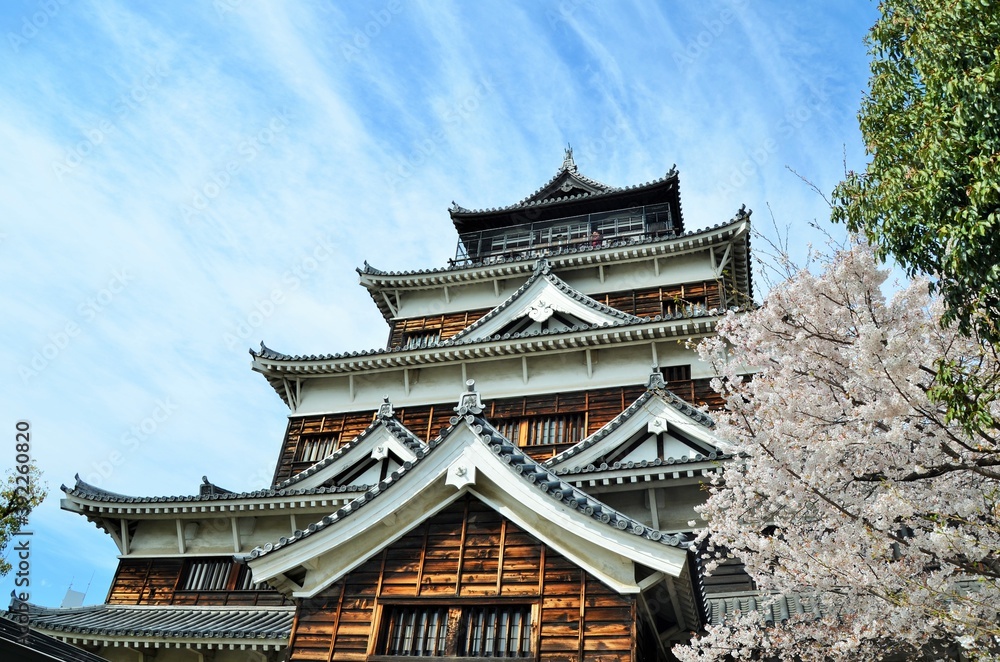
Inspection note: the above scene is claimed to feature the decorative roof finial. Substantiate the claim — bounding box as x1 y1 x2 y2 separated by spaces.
647 365 666 390
563 143 575 170
377 395 395 419
455 379 484 415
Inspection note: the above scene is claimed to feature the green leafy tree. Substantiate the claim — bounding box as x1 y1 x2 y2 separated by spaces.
1 466 45 575
832 0 1000 343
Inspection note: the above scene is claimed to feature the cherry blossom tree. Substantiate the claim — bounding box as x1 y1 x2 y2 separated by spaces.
675 244 1000 661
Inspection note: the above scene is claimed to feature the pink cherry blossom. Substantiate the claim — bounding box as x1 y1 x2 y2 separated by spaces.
675 244 1000 661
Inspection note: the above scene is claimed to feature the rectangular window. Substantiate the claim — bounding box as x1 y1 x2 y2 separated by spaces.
403 330 441 349
460 606 532 657
234 564 270 591
661 364 691 382
494 414 585 448
179 560 272 593
181 560 231 591
380 605 532 658
296 435 338 463
383 606 450 656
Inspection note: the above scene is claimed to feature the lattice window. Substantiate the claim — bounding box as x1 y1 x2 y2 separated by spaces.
490 231 531 253
661 364 691 383
296 435 338 463
181 560 231 591
403 330 441 349
380 605 532 658
460 605 532 657
383 606 450 656
233 564 270 591
494 414 585 447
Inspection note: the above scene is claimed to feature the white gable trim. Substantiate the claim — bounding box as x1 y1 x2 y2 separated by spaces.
289 428 414 491
248 422 689 598
461 279 622 342
282 422 423 491
549 393 725 471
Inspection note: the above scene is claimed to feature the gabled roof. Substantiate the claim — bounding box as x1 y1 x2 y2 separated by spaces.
0 612 110 662
449 151 683 235
705 592 824 626
14 601 293 651
61 474 367 519
276 397 427 491
446 258 641 343
517 146 618 203
546 370 729 474
247 382 698 599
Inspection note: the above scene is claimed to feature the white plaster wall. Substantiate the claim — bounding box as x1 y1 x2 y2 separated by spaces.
124 511 342 557
379 248 722 321
292 337 717 416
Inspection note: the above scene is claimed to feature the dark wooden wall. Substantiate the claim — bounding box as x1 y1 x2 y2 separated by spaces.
287 496 638 661
106 558 290 606
274 382 725 486
385 281 723 349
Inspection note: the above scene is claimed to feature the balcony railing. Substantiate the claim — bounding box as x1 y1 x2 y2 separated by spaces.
453 203 675 267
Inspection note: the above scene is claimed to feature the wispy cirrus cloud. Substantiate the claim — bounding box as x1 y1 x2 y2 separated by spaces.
0 0 878 606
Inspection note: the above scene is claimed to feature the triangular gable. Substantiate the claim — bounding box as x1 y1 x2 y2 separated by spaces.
247 384 692 599
447 259 641 343
545 373 727 473
278 398 427 491
521 146 616 204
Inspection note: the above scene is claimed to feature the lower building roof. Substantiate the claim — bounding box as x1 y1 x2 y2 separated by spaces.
0 612 110 662
15 601 294 650
705 592 823 626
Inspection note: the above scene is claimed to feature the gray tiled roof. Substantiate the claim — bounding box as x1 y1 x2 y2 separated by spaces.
248 386 696 562
356 211 749 281
446 258 642 343
251 307 717 363
544 383 718 469
0 612 110 661
449 166 677 217
63 474 368 505
17 602 294 642
705 592 823 626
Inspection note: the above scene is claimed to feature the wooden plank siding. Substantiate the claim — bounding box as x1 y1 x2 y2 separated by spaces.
287 496 640 662
388 310 491 349
273 383 725 486
385 281 724 350
106 558 291 606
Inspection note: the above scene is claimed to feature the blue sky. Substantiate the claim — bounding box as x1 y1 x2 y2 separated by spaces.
1 1 879 607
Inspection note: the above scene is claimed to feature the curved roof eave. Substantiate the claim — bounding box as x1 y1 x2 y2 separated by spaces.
449 167 679 224
250 312 725 408
358 212 749 293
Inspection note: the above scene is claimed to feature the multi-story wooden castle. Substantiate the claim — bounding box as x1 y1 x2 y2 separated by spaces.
12 150 794 661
